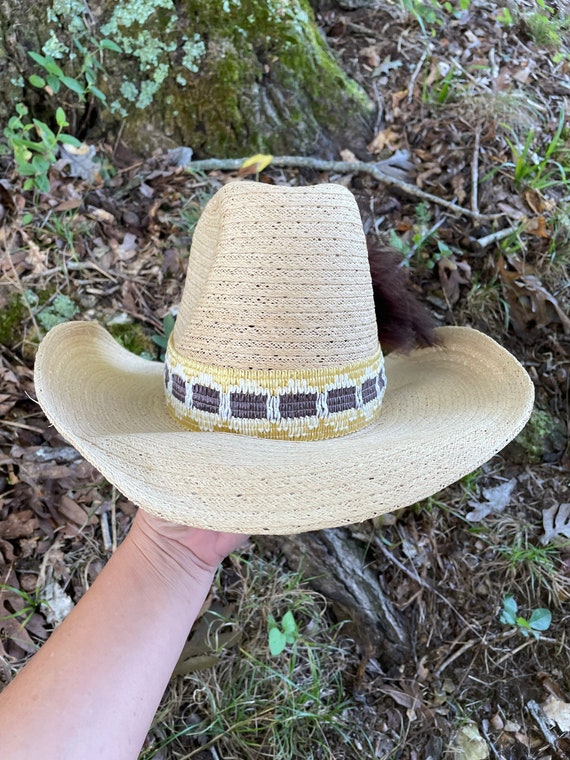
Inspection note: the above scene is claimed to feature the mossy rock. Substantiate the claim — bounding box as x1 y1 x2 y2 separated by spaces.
114 0 373 156
107 321 157 359
0 292 28 348
506 408 567 464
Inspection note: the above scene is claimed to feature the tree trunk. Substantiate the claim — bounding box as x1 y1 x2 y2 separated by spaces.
0 0 373 157
261 529 411 670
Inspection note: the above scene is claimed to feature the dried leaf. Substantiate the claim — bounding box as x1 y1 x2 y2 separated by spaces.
360 45 381 68
451 722 489 760
0 588 38 655
524 216 550 239
367 128 402 154
0 510 39 540
497 255 570 336
115 232 138 261
541 503 570 546
541 695 570 732
41 580 74 626
372 55 402 77
58 494 95 527
466 479 516 522
438 256 471 304
239 154 273 175
340 148 357 162
55 143 101 182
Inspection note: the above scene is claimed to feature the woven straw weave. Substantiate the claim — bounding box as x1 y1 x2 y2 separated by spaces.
173 182 379 369
32 181 535 534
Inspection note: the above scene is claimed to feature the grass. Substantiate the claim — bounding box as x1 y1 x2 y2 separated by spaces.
140 554 376 759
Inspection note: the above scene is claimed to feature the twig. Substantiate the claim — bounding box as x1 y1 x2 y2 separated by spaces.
187 156 502 221
373 537 480 635
475 225 520 249
1 420 45 434
471 125 481 216
527 700 563 755
408 50 428 104
39 260 118 281
494 637 533 666
481 719 506 760
434 638 478 678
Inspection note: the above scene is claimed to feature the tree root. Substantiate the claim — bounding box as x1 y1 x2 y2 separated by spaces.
187 154 502 221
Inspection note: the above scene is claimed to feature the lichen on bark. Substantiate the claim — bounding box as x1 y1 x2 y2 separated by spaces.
0 0 373 157
116 0 373 156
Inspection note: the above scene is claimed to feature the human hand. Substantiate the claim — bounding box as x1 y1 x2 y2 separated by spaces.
127 509 249 587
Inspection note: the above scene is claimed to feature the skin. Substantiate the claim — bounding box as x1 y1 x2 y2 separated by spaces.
0 510 247 760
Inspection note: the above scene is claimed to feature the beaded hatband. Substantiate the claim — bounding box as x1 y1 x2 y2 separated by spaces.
164 336 386 440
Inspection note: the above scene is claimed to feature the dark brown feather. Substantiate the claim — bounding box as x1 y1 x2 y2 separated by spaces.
368 241 439 353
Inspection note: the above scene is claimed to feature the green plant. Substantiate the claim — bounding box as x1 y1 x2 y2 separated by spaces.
491 110 570 193
1 104 81 193
268 609 299 656
497 7 514 25
27 43 111 107
400 0 439 34
23 290 78 331
140 556 376 759
151 313 176 360
499 595 552 639
390 203 454 269
0 584 44 629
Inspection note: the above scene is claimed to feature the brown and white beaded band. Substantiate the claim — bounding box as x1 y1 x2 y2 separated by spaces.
164 338 386 440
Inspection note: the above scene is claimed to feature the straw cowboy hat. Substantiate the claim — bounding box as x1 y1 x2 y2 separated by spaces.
34 181 534 534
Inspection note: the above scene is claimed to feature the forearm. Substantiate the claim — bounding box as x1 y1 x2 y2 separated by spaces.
0 517 217 760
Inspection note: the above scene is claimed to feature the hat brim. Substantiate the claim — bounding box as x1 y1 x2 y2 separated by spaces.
34 322 534 534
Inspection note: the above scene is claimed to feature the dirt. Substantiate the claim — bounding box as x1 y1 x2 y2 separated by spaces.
2 1 570 758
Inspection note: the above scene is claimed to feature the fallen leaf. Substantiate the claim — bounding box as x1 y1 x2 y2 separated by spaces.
55 143 101 183
340 148 357 162
542 695 570 732
0 510 39 540
0 587 38 655
438 256 471 304
239 154 273 176
360 44 381 68
541 503 570 546
367 128 402 154
497 255 570 336
525 189 556 215
451 722 489 760
58 494 95 527
41 580 74 626
416 164 442 188
466 479 516 522
524 216 550 239
115 232 138 261
372 55 402 77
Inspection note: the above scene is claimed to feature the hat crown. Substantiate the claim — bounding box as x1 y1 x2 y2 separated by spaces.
172 182 379 370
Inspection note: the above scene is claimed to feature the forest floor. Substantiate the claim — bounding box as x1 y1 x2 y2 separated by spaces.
1 1 570 758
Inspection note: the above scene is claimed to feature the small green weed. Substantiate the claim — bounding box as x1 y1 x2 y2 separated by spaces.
23 290 78 331
500 595 552 639
27 41 112 108
268 609 299 656
399 0 469 35
0 584 44 629
151 313 175 360
1 104 81 194
141 556 375 759
497 7 514 25
390 203 454 269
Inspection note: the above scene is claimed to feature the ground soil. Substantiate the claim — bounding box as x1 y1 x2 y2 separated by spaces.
1 1 570 758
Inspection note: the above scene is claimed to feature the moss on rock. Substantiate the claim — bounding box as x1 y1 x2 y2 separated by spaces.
107 321 157 358
508 408 567 464
113 0 373 156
